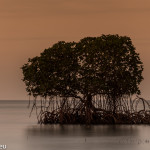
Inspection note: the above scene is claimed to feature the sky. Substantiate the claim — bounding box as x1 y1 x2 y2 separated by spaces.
0 0 150 100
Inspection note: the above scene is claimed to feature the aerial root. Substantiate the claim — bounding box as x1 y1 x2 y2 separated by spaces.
38 109 150 124
30 96 150 124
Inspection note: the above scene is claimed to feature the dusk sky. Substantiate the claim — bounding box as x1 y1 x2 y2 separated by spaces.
0 0 150 100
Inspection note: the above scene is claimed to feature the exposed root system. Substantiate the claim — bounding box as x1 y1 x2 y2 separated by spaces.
29 95 150 124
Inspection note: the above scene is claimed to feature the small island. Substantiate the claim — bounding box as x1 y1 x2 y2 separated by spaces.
21 34 150 124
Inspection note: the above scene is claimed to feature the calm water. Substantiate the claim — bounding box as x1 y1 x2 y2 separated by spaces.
0 100 150 150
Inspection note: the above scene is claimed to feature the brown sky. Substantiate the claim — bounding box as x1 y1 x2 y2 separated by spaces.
0 0 150 100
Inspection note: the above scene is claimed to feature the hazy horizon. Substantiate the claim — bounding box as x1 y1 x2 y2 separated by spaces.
0 0 150 100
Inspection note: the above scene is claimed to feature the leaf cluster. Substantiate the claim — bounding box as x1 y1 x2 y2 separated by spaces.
21 34 143 99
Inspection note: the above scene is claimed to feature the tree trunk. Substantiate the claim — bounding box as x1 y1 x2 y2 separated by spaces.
59 98 66 124
85 94 93 124
112 96 116 115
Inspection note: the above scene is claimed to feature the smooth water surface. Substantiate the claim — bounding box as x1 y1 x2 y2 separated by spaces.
0 100 150 150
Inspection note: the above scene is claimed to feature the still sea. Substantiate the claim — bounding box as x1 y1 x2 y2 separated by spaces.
0 100 150 150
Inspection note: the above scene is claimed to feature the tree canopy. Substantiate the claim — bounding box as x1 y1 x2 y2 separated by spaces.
22 34 143 115
21 34 147 124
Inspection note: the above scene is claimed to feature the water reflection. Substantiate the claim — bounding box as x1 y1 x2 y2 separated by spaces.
25 125 142 150
26 125 139 137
